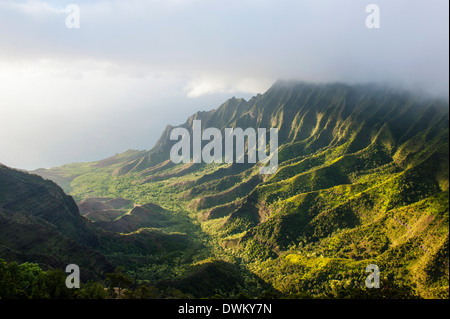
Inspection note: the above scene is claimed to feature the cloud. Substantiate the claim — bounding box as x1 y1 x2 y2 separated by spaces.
0 0 448 169
0 0 64 15
185 77 273 98
1 0 448 93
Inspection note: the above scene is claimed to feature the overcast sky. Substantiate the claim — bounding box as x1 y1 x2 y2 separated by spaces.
0 0 448 170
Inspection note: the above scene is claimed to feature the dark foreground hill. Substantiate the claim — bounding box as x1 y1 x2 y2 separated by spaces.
34 81 449 298
0 164 114 280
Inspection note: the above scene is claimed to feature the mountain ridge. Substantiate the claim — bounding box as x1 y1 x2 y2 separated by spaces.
30 80 449 298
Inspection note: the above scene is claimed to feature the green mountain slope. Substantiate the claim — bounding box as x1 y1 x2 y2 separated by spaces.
33 81 449 298
0 164 114 280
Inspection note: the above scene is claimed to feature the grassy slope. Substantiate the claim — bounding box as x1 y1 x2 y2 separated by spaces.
32 82 449 298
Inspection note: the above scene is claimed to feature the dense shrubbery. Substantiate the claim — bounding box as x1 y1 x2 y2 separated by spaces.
0 259 81 299
0 258 276 299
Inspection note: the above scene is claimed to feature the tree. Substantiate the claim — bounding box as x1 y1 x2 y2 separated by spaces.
77 281 107 299
105 269 132 299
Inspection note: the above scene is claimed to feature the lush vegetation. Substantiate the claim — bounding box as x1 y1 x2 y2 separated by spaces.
2 81 448 299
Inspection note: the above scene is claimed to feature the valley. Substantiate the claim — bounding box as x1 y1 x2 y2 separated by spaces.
1 81 448 299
